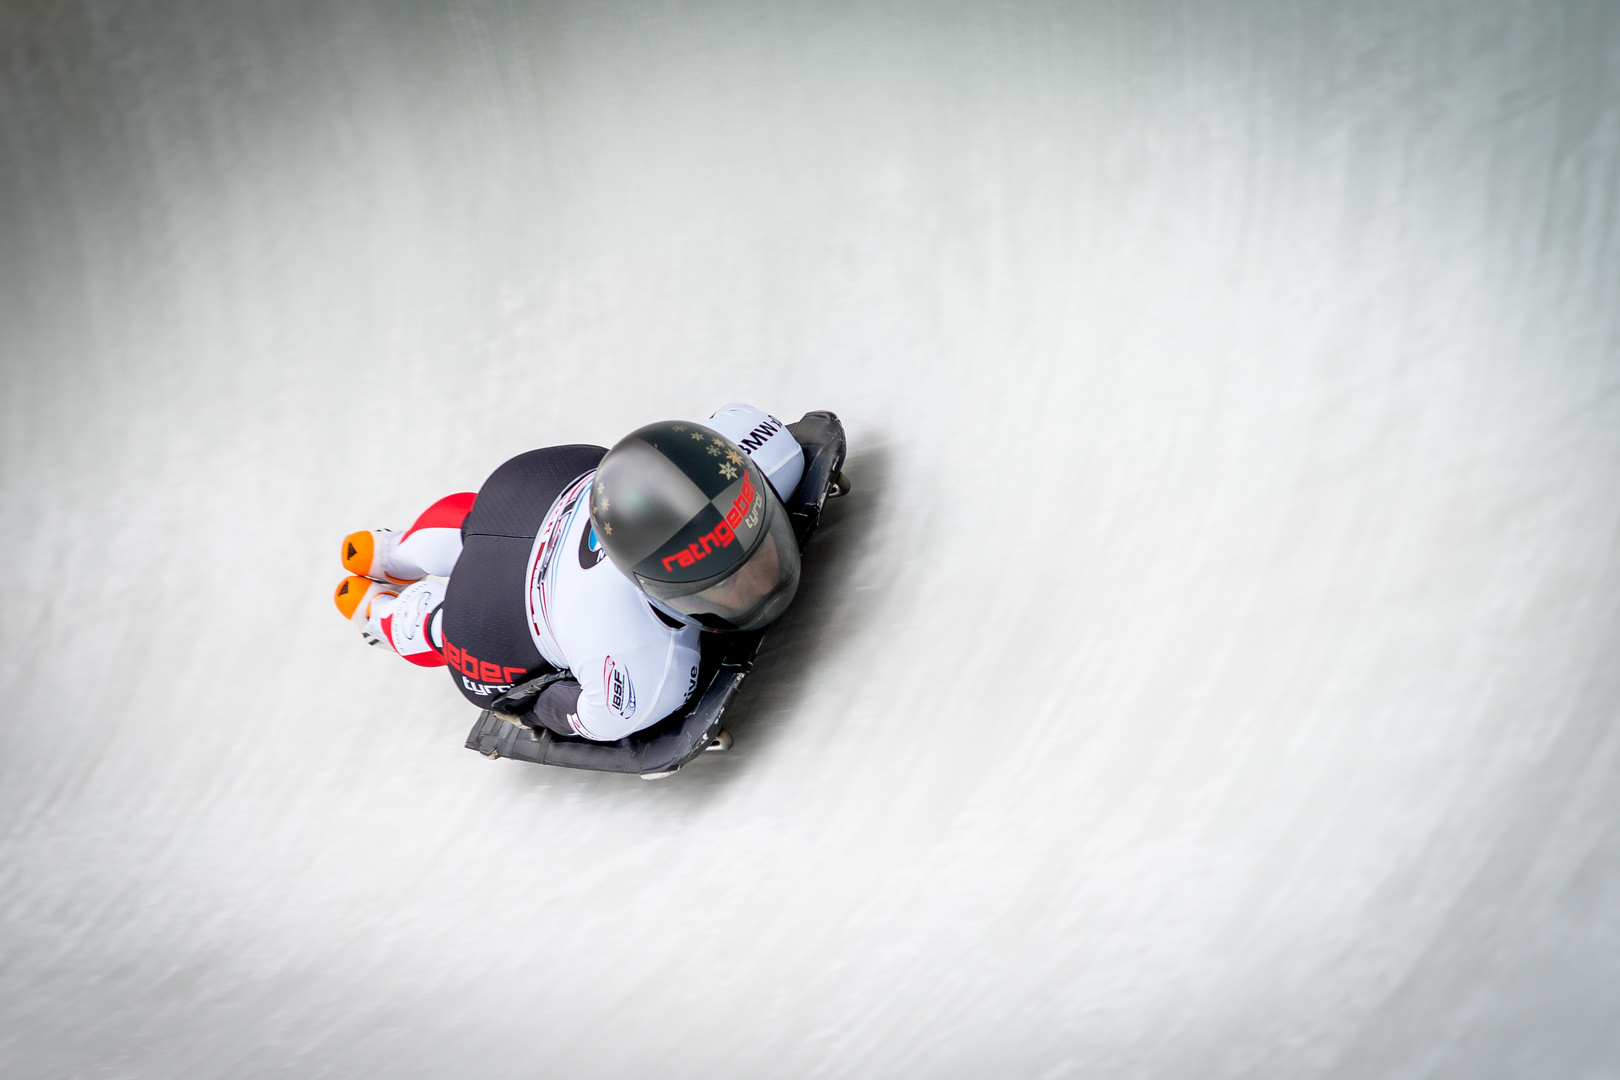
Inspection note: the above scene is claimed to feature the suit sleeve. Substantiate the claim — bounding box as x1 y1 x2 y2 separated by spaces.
566 632 701 742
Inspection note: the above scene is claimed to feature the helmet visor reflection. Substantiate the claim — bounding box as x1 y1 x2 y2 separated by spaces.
639 497 800 631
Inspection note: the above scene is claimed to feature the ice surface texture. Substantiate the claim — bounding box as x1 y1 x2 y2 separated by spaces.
1 2 1618 1078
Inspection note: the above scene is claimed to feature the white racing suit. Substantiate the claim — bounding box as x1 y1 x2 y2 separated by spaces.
361 404 805 741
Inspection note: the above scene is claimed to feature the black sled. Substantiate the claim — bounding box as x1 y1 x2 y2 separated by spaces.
464 411 848 779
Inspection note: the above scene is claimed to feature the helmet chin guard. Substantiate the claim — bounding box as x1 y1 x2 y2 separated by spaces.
589 421 800 632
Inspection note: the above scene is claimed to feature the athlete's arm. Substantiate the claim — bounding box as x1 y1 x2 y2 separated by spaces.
704 403 805 501
566 631 701 742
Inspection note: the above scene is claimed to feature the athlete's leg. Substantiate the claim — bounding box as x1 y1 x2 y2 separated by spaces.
395 491 475 577
333 574 448 666
339 491 476 584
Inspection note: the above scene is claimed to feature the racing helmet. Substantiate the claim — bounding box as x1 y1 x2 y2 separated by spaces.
589 420 800 632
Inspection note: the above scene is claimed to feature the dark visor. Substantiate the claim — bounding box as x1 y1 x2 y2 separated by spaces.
637 495 800 631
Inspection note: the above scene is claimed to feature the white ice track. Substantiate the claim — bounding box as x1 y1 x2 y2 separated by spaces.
2 3 1619 1078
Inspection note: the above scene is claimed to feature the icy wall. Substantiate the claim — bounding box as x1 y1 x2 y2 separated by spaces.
2 2 1618 1077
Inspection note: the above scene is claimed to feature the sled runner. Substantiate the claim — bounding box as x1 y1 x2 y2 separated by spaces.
464 411 847 779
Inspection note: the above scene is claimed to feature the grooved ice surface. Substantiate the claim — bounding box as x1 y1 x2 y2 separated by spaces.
1 3 1618 1078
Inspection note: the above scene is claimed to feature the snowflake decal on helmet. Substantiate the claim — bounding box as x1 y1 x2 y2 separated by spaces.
707 443 721 456
719 462 738 480
726 449 743 465
690 431 705 441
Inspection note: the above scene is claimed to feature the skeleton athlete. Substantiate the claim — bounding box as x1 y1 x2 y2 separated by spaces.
332 404 806 741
